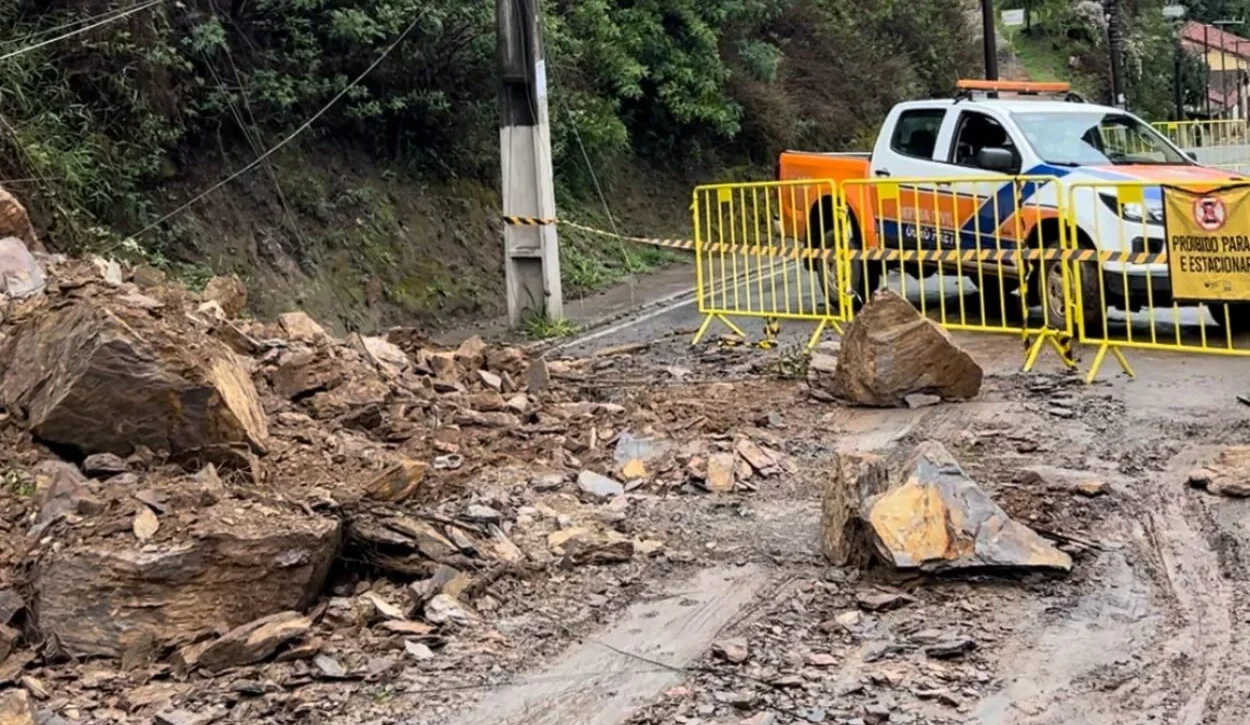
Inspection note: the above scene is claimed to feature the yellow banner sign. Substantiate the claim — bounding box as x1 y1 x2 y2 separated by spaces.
1164 185 1250 301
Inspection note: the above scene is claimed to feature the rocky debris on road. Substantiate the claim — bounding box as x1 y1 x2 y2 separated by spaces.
0 232 734 716
1188 446 1250 497
822 441 1072 573
820 290 983 407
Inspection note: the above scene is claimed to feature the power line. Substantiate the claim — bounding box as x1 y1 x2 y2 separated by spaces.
127 9 426 240
2 3 157 49
0 0 167 63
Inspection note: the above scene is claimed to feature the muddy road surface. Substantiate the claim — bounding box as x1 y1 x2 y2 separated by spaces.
332 275 1250 725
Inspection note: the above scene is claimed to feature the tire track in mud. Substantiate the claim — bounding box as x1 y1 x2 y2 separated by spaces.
967 412 1243 723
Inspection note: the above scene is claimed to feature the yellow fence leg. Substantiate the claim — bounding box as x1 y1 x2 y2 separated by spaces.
805 319 829 350
691 315 716 346
692 313 746 346
1084 343 1135 383
1022 331 1049 372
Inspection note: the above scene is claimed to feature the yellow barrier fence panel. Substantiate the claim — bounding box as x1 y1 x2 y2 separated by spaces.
840 175 1077 371
1154 119 1250 173
1067 179 1250 382
690 179 846 348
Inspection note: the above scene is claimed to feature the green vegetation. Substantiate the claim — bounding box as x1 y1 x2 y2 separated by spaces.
521 310 579 340
1000 0 1206 121
0 0 980 260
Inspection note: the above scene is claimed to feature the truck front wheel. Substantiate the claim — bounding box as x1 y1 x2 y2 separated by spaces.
1039 258 1104 336
818 225 881 312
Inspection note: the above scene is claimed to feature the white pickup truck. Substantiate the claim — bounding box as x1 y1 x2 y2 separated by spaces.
778 80 1245 329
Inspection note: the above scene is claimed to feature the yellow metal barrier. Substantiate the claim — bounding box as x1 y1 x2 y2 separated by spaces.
840 176 1077 371
1067 180 1250 382
690 179 850 348
1155 119 1250 173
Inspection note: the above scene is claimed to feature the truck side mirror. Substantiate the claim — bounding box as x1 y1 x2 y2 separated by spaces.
976 147 1018 174
1186 150 1199 162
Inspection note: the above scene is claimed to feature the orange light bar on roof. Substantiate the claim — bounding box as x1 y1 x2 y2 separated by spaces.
957 79 1072 93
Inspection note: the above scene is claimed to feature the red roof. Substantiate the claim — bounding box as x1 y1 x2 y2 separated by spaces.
1182 21 1250 56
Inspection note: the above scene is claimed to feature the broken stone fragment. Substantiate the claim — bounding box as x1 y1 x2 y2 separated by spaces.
577 471 624 500
454 336 488 370
454 410 520 428
863 441 1071 572
526 358 550 392
0 301 269 464
1187 446 1250 497
270 351 344 400
613 432 671 466
856 590 916 612
424 594 477 625
363 459 428 503
734 438 778 476
0 237 45 299
361 335 410 376
828 291 983 406
476 369 503 391
279 311 329 343
713 637 749 664
32 504 339 659
82 453 127 478
174 611 311 673
705 453 736 493
203 275 248 318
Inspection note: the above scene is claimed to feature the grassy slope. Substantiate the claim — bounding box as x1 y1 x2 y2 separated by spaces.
1001 27 1100 99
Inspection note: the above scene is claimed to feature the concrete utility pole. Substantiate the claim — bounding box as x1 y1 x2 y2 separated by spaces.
497 0 562 327
981 0 999 81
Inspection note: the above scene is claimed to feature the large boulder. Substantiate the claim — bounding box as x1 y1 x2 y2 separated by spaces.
861 441 1071 572
829 291 982 406
31 501 339 660
0 300 268 464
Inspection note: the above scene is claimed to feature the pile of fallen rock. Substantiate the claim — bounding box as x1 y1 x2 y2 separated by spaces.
0 212 789 722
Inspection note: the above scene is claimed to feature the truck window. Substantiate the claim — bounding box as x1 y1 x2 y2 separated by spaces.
890 109 945 160
951 111 1018 171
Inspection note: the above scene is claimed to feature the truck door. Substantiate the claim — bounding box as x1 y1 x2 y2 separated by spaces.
938 109 1025 251
866 107 955 251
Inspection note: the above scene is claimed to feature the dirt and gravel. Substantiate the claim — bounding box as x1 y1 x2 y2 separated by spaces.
5 200 1250 725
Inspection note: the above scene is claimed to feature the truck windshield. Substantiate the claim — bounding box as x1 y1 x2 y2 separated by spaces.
1012 111 1188 166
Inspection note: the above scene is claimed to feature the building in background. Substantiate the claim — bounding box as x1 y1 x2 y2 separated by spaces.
1180 21 1250 120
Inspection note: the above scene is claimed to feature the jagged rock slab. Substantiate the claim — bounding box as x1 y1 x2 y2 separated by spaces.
829 291 982 406
0 301 268 463
863 441 1071 572
174 611 311 673
32 504 339 659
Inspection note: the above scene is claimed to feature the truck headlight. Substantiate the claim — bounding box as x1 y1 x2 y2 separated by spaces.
1099 192 1163 224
